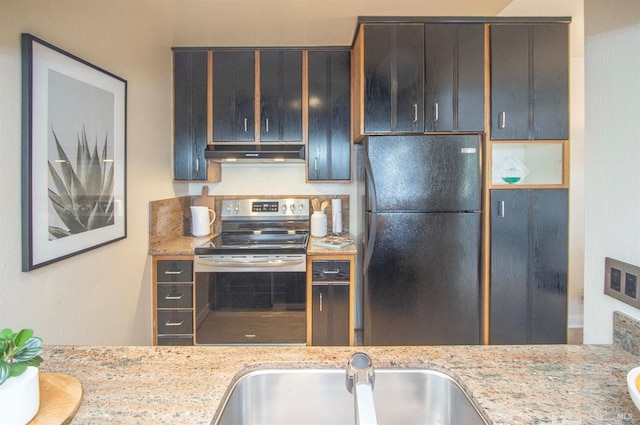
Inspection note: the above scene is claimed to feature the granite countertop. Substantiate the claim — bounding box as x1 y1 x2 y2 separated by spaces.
40 343 640 424
149 235 357 257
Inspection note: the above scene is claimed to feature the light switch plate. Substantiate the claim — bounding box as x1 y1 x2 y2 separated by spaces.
605 257 640 309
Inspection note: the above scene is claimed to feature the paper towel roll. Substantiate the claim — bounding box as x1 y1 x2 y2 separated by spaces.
331 199 342 234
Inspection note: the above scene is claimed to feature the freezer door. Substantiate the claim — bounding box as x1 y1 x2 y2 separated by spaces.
365 135 481 212
364 211 481 345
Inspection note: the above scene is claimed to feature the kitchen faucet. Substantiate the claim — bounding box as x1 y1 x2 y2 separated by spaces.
346 352 378 425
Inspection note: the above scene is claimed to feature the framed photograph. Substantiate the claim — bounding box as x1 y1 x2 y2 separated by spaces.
21 34 127 271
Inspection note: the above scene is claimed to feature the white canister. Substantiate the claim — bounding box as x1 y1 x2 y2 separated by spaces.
311 212 328 237
190 206 216 237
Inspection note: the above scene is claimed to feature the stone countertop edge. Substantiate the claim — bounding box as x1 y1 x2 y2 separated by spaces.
39 343 640 424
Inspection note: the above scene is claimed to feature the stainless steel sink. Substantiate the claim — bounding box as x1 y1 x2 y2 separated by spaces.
213 368 489 425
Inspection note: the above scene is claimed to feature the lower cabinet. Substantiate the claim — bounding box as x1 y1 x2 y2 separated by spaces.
153 256 194 346
489 189 568 344
312 284 349 346
308 257 354 346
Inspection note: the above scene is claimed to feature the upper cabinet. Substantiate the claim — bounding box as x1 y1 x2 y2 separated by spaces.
173 51 208 181
490 24 569 140
425 23 485 132
307 50 352 181
352 22 485 140
211 49 303 143
361 24 425 134
260 51 303 142
212 51 256 142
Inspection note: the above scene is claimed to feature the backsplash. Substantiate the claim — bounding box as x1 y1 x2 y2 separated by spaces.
614 311 640 357
149 194 350 246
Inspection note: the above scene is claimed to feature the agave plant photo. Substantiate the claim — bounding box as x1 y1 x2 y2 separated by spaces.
48 125 114 239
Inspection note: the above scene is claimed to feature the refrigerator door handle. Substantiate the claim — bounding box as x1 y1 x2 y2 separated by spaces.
363 150 378 275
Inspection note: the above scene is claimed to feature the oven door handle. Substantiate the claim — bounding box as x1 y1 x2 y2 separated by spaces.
196 258 305 268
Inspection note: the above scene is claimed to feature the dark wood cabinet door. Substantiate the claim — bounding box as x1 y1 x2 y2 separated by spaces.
491 24 569 140
312 284 349 346
490 189 568 344
363 24 425 133
532 24 569 140
260 50 302 142
425 24 485 132
212 51 255 142
307 50 351 181
489 190 529 344
528 189 568 343
490 25 530 140
173 51 208 180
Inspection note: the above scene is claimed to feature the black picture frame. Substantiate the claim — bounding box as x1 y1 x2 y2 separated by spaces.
21 34 127 271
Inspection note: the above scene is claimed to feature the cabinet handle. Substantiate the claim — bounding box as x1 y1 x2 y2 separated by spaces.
499 111 506 129
195 158 200 172
413 104 418 123
164 270 183 275
244 118 248 132
314 157 318 171
319 292 323 312
164 320 184 326
498 200 505 218
265 118 270 133
164 294 184 300
322 269 340 274
433 102 439 122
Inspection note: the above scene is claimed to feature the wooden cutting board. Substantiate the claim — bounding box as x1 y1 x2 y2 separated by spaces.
30 373 82 425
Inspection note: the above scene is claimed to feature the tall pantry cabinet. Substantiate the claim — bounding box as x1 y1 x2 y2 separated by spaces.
487 21 570 344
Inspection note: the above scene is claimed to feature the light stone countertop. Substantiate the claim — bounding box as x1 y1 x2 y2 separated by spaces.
40 343 640 424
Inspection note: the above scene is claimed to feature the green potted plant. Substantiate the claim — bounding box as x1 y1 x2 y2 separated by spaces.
0 328 43 424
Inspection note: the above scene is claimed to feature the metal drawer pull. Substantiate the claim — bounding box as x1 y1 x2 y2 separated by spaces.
319 292 323 312
498 200 505 218
499 111 506 129
164 270 183 275
164 294 184 300
265 118 270 133
165 320 184 326
322 269 340 274
434 102 439 122
412 104 418 123
244 118 248 132
245 334 256 339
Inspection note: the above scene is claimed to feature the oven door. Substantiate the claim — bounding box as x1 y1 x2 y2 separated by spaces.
194 254 306 345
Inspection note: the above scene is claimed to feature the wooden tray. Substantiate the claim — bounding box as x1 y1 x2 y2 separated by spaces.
30 373 82 425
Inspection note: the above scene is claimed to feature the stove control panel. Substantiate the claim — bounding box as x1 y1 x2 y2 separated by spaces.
221 198 309 219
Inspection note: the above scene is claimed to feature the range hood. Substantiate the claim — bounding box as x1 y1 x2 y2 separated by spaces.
204 144 305 163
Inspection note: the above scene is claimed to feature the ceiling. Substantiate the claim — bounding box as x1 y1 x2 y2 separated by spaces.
157 0 516 47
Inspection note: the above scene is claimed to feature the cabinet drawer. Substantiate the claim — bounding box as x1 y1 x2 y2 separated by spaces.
312 260 350 282
157 310 193 334
157 284 193 309
156 260 193 282
157 335 193 346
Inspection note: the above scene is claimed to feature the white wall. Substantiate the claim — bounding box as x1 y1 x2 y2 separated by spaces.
583 0 640 343
0 1 177 344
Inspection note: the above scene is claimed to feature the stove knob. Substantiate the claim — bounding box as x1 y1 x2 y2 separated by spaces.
290 204 295 213
299 203 305 212
281 204 287 213
226 203 232 213
234 203 240 213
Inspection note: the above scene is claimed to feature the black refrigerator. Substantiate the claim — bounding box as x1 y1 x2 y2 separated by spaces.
362 134 482 345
